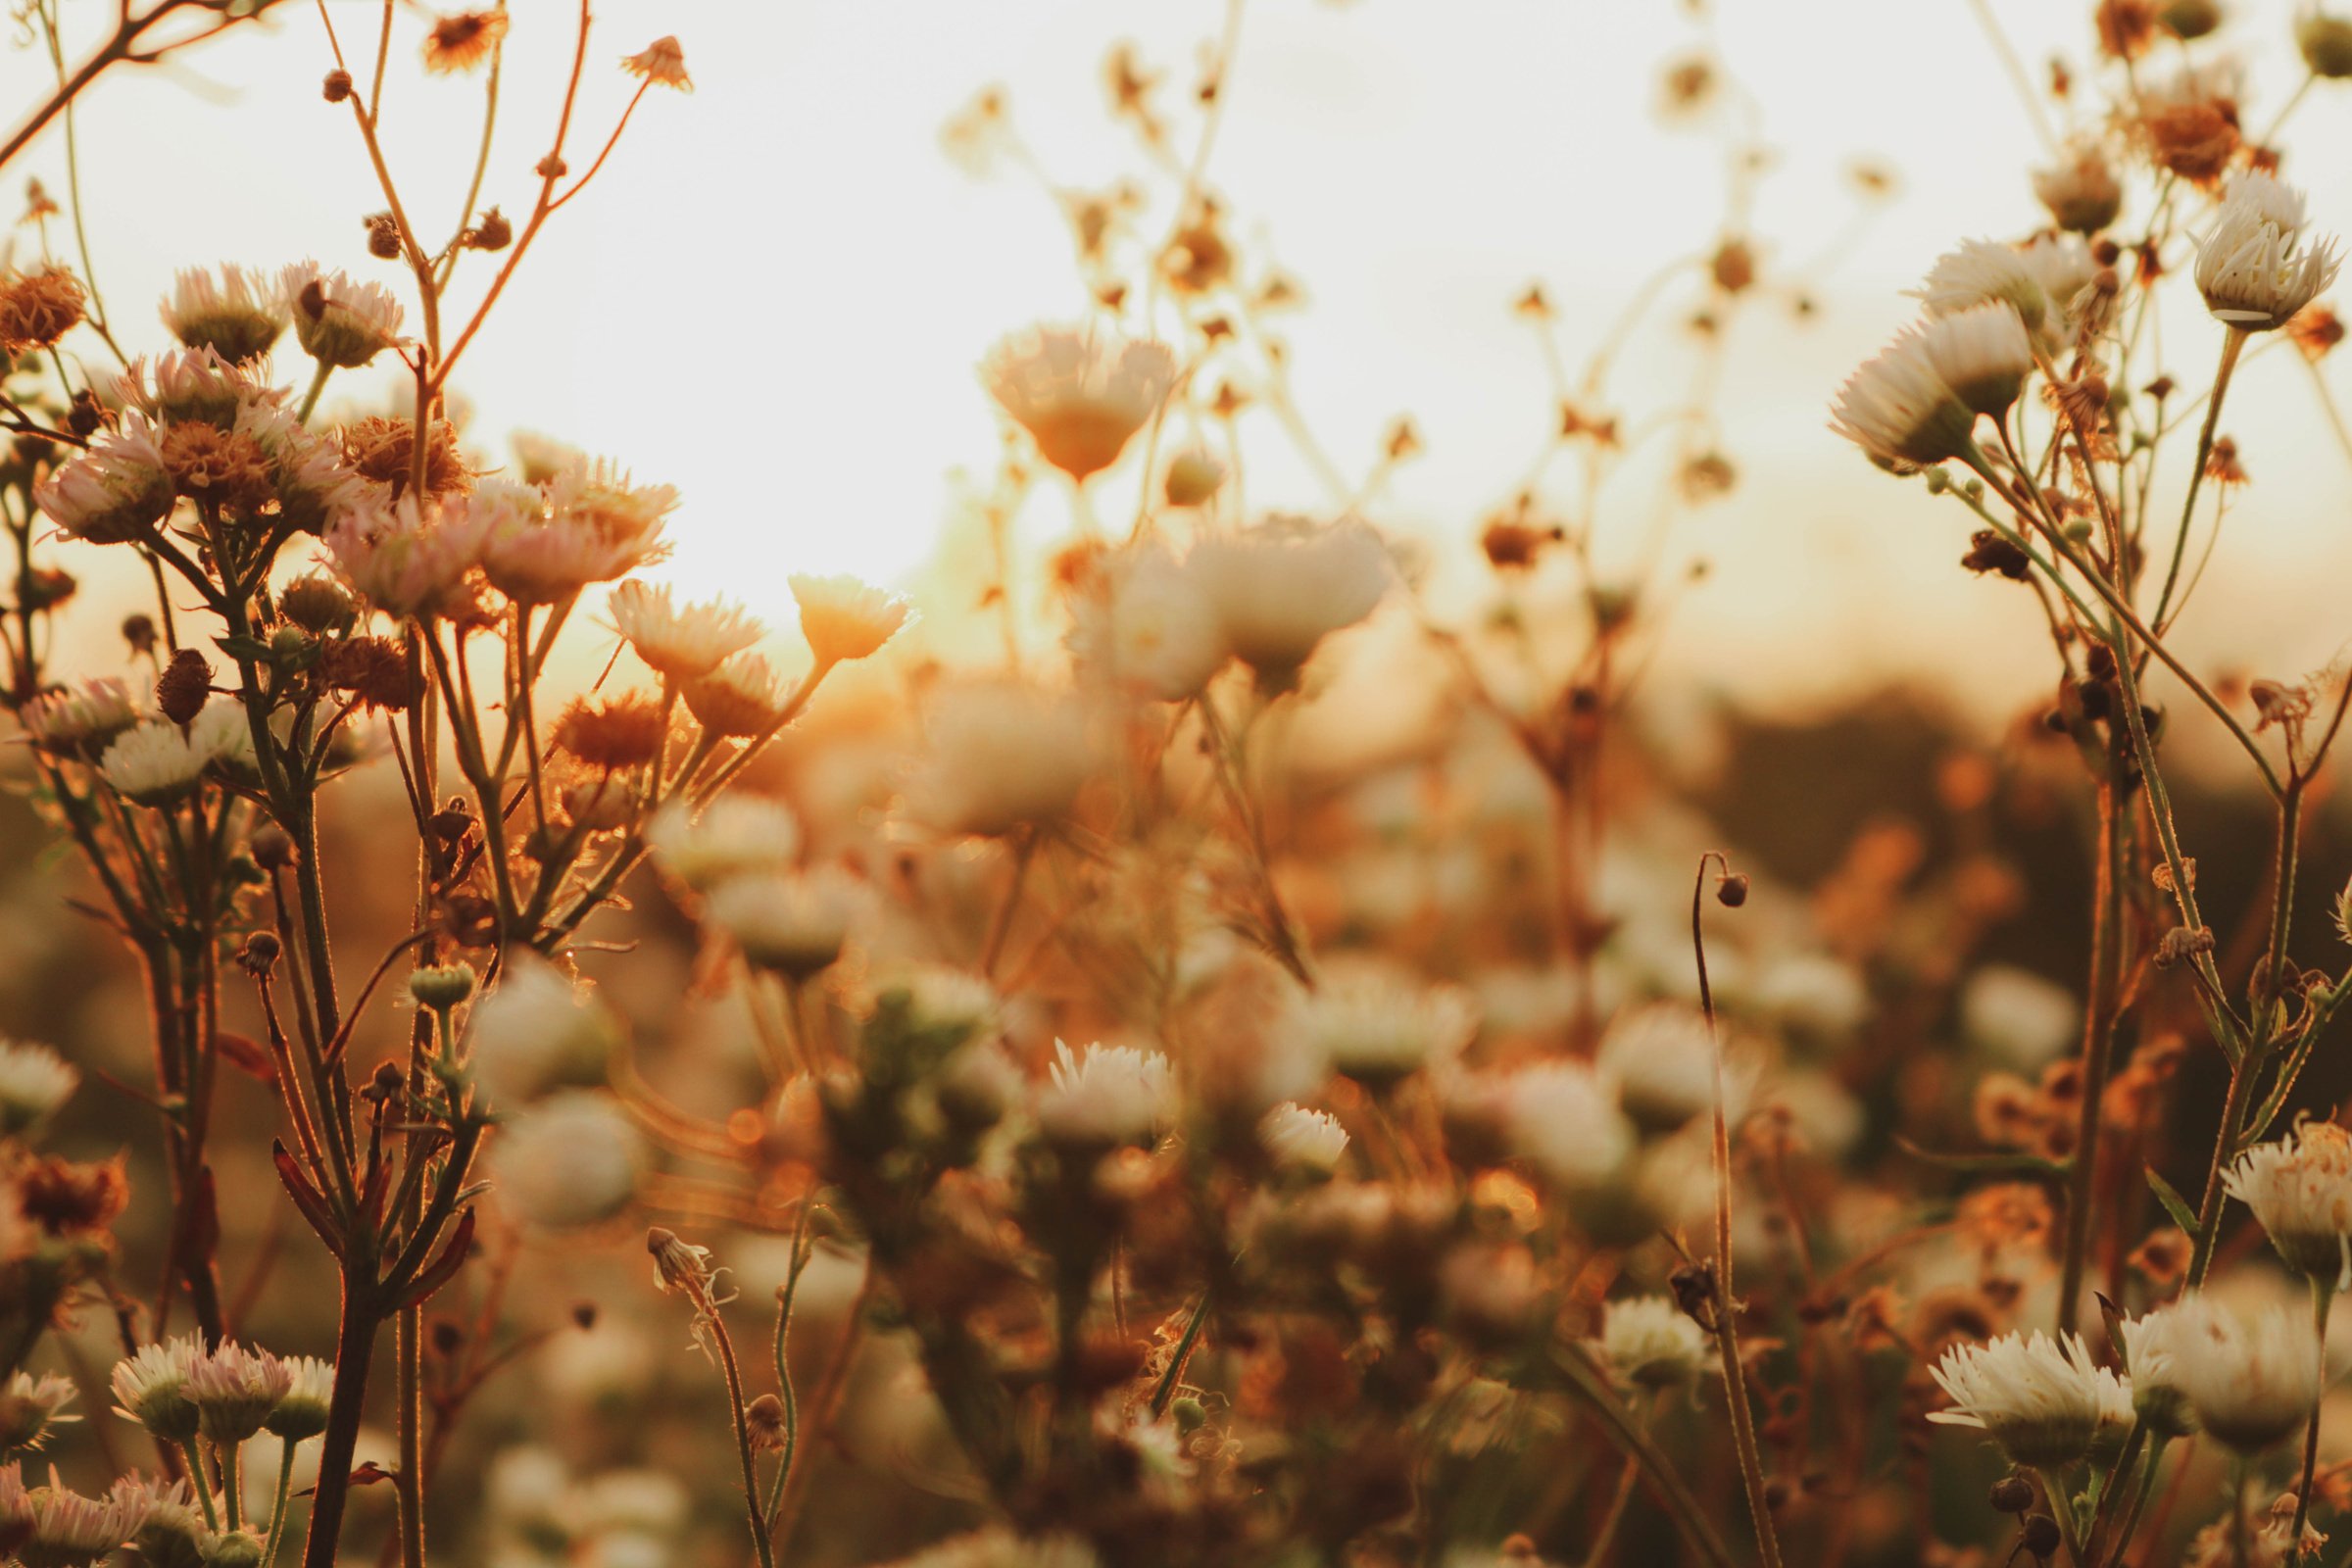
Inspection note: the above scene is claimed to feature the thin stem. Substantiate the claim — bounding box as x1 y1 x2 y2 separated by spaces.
2151 326 2245 632
2035 1467 2086 1567
261 1439 297 1568
2291 1278 2333 1545
182 1438 219 1530
708 1308 778 1568
1690 853 1783 1568
2057 774 2125 1337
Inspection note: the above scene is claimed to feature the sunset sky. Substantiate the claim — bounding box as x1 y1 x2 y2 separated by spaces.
8 0 2352 732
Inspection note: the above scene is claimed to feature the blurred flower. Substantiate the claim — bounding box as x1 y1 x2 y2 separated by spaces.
905 683 1094 837
1828 317 1992 471
705 866 867 979
0 1376 77 1457
0 270 85 353
15 1466 141 1568
684 651 791 738
1497 1062 1636 1195
1927 1330 2108 1468
1286 969 1473 1087
982 324 1176 482
1070 544 1227 702
468 957 623 1106
184 1343 292 1444
1596 1004 1742 1132
1961 965 2080 1069
2118 1305 2197 1438
2301 10 2352 78
424 10 509 74
1162 450 1226 508
647 796 801 893
1258 1102 1348 1175
2034 144 2124 235
1036 1040 1172 1148
1592 1297 1710 1390
0 1044 74 1140
790 572 912 666
1188 515 1391 684
2171 1295 2320 1455
19 679 139 760
492 1093 646 1229
2195 172 2342 331
97 717 231 807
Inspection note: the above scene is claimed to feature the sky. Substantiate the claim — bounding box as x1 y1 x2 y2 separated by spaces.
6 0 2352 731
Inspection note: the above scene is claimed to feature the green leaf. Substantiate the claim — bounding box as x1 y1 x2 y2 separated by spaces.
2144 1166 2202 1242
215 633 271 662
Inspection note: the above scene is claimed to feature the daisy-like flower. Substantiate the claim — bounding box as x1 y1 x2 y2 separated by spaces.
0 270 85 354
159 265 287 363
981 324 1177 482
2034 144 2124 234
861 963 1004 1046
609 581 761 681
2195 172 2343 331
2118 1306 2197 1439
646 796 801 893
491 1092 646 1230
1285 969 1476 1087
19 678 140 760
0 1375 78 1457
467 956 622 1107
2334 873 2352 946
0 1041 77 1138
18 1467 139 1568
109 1476 203 1568
1918 302 2034 416
905 682 1095 838
789 572 912 666
110 1335 205 1444
482 460 674 602
1258 1102 1349 1175
704 867 868 980
265 1356 334 1442
237 400 372 535
1829 321 1984 472
1036 1040 1174 1148
115 347 262 429
1915 238 2057 335
2224 1118 2352 1287
1070 544 1229 702
1927 1330 2107 1468
32 414 173 544
621 35 693 91
1592 1297 1711 1391
98 720 218 807
281 262 406 368
683 651 791 739
510 429 584 486
184 1342 292 1445
322 491 488 620
2170 1295 2321 1455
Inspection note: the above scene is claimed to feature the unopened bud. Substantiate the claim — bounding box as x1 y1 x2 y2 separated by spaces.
323 69 354 102
156 647 214 725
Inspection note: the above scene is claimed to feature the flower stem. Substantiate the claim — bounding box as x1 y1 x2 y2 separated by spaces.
2292 1277 2335 1545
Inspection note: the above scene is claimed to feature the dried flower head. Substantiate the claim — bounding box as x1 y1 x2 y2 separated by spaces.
0 270 85 353
982 324 1177 482
424 10 510 74
552 692 668 771
2034 145 2125 235
621 36 692 91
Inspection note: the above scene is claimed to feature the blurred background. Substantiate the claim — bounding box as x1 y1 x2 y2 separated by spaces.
4 0 2350 730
